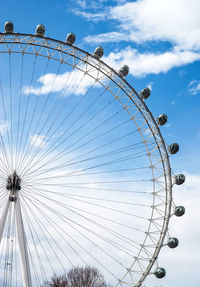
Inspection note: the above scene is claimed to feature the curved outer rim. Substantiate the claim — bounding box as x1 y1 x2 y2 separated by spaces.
0 32 173 286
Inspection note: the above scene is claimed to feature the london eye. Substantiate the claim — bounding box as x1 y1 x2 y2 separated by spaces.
0 22 185 287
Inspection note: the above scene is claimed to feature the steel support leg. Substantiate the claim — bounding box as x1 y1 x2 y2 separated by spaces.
0 197 10 243
15 195 32 287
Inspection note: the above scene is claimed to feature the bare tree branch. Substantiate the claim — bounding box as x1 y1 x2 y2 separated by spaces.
41 266 112 287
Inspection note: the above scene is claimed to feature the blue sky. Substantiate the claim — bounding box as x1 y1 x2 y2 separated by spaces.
3 0 200 172
1 0 200 286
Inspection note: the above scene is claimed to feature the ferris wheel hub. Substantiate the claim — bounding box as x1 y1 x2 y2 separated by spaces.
6 171 21 199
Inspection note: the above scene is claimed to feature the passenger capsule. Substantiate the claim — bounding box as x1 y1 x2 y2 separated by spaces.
175 174 185 185
66 33 76 45
156 114 168 125
119 65 129 77
36 24 45 36
5 21 14 33
154 267 166 279
140 87 151 100
168 237 179 248
168 143 179 154
94 47 104 58
175 206 185 217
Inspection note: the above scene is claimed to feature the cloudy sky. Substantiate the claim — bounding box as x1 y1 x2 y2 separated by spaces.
1 0 200 287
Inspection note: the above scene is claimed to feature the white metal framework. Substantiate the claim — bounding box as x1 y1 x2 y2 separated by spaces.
0 31 182 287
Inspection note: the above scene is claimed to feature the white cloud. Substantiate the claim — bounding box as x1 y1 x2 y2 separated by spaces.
83 0 200 50
30 135 47 148
147 82 153 91
77 0 87 9
188 80 200 95
79 0 200 76
23 69 96 96
104 47 200 77
73 9 106 22
0 121 9 136
84 31 127 44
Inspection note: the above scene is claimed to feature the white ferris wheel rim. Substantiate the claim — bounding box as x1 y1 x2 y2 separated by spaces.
0 31 173 287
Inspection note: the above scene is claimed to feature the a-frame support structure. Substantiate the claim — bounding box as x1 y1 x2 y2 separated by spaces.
0 172 32 287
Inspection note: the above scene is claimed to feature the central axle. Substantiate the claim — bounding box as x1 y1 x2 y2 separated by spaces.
6 171 21 201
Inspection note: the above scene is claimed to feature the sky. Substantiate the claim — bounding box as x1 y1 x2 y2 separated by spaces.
1 0 200 287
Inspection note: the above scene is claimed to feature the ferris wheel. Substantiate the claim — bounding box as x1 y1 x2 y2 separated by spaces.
0 21 186 287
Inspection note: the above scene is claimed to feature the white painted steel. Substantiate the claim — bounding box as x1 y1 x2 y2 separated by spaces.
0 197 10 242
15 194 32 287
0 32 175 287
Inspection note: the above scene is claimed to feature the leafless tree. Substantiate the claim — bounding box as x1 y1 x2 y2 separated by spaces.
41 274 67 287
41 266 111 287
66 266 107 287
